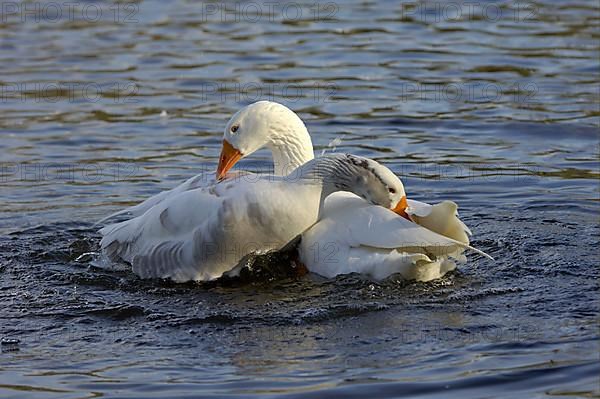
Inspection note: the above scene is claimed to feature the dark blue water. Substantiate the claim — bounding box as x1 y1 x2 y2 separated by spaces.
1 1 598 397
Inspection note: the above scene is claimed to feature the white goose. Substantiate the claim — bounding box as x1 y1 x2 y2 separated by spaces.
215 101 491 281
99 154 457 282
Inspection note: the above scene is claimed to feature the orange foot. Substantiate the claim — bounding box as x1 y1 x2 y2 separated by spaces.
293 259 309 277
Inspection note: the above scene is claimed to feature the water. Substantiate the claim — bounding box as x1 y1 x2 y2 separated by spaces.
1 0 599 397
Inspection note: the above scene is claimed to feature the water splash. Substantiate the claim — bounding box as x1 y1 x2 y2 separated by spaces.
320 137 343 156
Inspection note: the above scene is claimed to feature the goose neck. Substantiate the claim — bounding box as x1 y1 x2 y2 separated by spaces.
266 127 314 176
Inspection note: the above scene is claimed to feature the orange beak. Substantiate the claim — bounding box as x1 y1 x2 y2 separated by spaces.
392 196 410 220
216 139 243 180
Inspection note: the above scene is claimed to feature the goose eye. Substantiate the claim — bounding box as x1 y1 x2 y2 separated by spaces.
388 188 396 194
230 125 239 133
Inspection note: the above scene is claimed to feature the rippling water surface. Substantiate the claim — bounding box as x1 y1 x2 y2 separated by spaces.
1 1 599 397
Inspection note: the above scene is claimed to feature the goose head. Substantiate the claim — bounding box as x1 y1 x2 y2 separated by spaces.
349 155 409 217
217 101 314 179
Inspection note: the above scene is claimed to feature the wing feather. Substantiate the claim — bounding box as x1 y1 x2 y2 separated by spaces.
307 193 491 259
95 172 220 226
